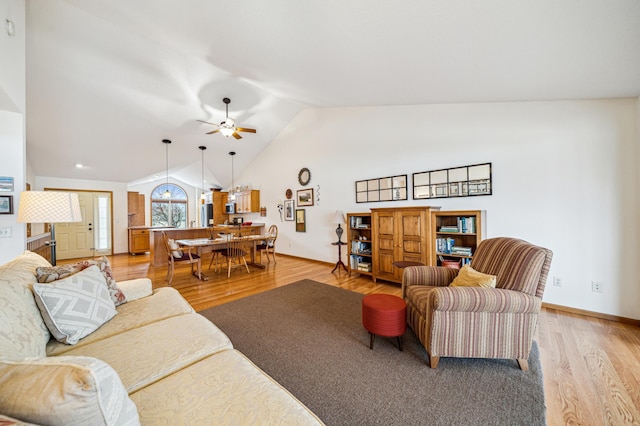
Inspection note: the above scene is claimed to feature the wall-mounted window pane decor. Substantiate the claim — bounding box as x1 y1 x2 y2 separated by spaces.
413 163 492 199
355 174 407 203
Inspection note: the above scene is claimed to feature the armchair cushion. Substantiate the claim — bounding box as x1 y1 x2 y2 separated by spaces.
471 238 549 296
431 286 541 314
449 265 497 288
401 266 458 298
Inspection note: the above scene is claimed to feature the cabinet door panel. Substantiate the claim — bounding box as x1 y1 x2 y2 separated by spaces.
376 253 395 277
401 214 422 237
378 237 394 251
403 240 422 255
377 215 395 235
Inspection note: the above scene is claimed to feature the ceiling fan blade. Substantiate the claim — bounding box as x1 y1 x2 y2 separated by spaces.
232 132 242 139
206 129 221 135
198 119 219 126
236 127 257 133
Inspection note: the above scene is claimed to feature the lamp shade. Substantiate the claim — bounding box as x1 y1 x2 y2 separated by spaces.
17 191 82 224
334 210 345 224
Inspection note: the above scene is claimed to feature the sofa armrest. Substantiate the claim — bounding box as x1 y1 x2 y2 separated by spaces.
401 266 459 298
118 278 153 302
431 286 541 314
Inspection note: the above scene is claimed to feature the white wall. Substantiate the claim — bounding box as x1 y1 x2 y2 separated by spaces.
237 99 640 320
0 0 26 264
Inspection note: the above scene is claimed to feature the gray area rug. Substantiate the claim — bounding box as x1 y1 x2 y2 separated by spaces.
199 280 546 426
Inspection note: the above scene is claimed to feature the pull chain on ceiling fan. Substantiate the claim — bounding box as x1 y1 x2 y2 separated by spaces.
198 98 256 140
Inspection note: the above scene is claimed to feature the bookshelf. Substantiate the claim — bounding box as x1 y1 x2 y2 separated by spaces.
431 210 485 267
346 213 373 277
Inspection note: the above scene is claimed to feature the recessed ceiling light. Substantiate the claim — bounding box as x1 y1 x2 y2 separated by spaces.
74 163 84 168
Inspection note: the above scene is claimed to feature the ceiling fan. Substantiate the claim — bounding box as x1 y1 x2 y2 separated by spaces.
198 97 257 139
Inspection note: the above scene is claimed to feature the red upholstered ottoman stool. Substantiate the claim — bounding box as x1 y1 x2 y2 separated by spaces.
362 294 407 351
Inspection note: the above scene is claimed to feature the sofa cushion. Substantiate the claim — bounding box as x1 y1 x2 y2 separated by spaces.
0 251 52 360
449 265 497 288
33 266 117 345
36 256 126 306
47 287 194 356
58 313 233 393
130 349 323 425
0 414 38 425
0 356 139 426
117 278 152 302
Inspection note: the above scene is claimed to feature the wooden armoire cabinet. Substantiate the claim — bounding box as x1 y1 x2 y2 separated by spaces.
371 206 440 283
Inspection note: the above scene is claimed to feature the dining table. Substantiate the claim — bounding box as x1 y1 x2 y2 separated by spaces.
176 234 266 281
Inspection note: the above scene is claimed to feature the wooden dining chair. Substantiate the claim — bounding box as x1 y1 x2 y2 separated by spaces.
256 224 278 264
207 229 228 273
221 234 252 277
161 231 200 285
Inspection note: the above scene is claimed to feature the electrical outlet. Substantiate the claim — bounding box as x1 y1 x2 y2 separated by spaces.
0 226 12 238
553 276 562 287
591 281 603 293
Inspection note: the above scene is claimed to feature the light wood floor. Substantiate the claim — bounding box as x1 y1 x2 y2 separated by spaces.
105 253 640 426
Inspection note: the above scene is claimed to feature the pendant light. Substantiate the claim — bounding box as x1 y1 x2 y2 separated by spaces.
229 151 236 201
162 139 172 199
199 145 206 200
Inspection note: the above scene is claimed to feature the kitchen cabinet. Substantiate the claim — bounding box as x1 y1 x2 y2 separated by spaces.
233 190 260 213
128 228 150 254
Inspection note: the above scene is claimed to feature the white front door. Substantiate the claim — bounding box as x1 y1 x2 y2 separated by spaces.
54 191 112 260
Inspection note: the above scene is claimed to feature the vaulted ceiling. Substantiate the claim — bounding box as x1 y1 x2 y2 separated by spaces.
25 0 640 190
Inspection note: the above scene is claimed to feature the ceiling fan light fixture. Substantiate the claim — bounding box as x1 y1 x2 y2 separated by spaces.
220 125 235 138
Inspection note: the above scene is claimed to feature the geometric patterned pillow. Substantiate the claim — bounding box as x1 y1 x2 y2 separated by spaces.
36 256 126 306
32 266 118 345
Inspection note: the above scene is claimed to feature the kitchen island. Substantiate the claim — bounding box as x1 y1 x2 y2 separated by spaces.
149 224 265 267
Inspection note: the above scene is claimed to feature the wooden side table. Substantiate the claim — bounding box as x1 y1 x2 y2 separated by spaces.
331 241 348 273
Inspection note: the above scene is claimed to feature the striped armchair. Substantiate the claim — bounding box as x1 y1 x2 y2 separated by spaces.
402 237 552 370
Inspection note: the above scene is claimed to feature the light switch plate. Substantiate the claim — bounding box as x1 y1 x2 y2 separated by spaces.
0 226 12 238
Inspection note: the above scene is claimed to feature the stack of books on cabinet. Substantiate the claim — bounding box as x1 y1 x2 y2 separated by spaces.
346 213 373 276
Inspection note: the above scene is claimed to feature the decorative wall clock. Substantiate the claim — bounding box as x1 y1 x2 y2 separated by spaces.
298 168 311 186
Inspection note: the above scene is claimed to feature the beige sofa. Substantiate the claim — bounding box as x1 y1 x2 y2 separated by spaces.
0 251 323 425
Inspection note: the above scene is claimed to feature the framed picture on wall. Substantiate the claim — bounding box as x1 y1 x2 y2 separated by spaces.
296 209 306 232
284 199 295 221
0 177 14 192
0 195 13 214
297 189 314 207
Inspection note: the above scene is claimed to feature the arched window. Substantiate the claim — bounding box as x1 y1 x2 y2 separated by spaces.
151 184 188 228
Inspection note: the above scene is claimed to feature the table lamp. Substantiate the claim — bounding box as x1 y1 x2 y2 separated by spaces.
334 210 346 243
17 191 82 265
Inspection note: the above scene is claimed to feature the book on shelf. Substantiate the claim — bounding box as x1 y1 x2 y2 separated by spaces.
439 226 459 232
456 216 476 234
351 240 371 254
435 237 456 254
451 246 472 256
357 261 371 272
